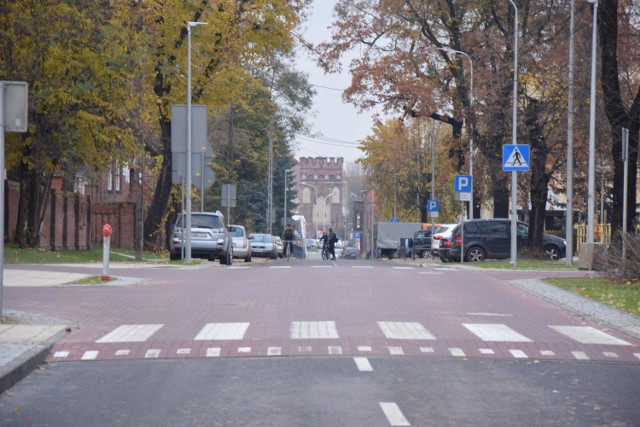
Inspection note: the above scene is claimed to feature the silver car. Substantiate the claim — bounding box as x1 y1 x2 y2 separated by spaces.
229 224 252 262
169 211 233 265
249 233 278 259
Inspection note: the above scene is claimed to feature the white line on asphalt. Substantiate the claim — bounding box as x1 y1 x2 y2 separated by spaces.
540 350 555 356
115 350 130 356
549 326 632 345
463 323 532 342
298 346 312 352
388 346 404 355
354 357 373 371
357 346 372 352
352 266 373 268
290 321 339 339
392 267 415 270
572 351 590 360
194 322 250 341
467 312 513 317
419 272 443 275
229 266 251 269
449 348 465 357
96 324 164 343
603 352 619 358
53 351 69 358
311 265 332 268
238 347 251 353
509 349 528 359
479 348 495 355
269 266 292 269
81 351 98 360
267 347 281 356
206 347 221 357
177 348 191 355
144 349 160 358
420 347 434 353
379 402 411 426
378 321 436 340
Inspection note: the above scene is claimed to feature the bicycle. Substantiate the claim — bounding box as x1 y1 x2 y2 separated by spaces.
321 243 330 260
283 240 293 261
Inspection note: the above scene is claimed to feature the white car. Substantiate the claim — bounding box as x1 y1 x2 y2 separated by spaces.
229 224 251 262
431 223 458 257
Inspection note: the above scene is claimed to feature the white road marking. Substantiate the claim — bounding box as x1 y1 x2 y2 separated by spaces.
96 324 164 343
238 347 251 353
540 350 555 356
378 321 436 340
388 346 404 355
177 348 191 355
328 346 342 355
357 346 372 352
115 349 130 356
420 347 434 353
634 353 640 360
572 351 590 360
206 347 221 357
194 322 250 341
392 267 415 270
144 349 161 358
298 346 312 352
549 326 632 345
290 321 339 339
53 351 69 358
354 357 373 372
379 402 411 426
463 323 532 342
419 272 443 275
229 266 250 270
603 352 619 358
311 265 332 268
467 313 513 317
479 348 495 355
509 349 528 359
352 266 373 269
267 347 281 356
449 348 465 357
269 266 291 269
81 350 98 360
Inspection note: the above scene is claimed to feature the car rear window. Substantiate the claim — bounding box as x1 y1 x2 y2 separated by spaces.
191 215 223 229
229 227 245 237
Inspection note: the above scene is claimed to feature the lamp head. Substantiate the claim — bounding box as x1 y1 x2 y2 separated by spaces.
188 21 208 27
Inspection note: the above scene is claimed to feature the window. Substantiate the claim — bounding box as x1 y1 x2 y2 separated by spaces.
107 169 113 192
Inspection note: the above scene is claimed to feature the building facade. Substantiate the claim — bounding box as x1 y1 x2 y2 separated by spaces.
293 157 345 239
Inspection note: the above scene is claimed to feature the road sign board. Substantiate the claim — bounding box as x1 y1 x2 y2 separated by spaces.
503 144 530 171
390 217 400 223
427 199 439 212
454 175 472 193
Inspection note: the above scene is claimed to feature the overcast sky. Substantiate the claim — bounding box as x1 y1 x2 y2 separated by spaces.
293 0 380 167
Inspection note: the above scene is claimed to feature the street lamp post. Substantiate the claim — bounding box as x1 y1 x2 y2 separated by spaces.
440 47 474 219
186 21 207 263
586 0 598 244
507 0 519 265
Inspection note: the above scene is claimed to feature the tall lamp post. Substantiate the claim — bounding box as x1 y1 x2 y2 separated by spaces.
186 21 207 263
507 0 519 265
566 0 576 265
586 0 598 244
440 47 474 219
300 182 318 237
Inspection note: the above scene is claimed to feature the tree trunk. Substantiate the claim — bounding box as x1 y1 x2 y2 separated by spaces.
598 0 639 233
143 116 173 246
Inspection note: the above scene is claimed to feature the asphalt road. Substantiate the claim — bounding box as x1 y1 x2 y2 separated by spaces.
1 257 639 426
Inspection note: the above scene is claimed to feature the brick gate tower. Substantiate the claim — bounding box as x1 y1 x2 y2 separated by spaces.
293 157 345 239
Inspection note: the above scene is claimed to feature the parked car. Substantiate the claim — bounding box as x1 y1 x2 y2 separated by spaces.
169 211 233 265
229 224 251 262
431 223 458 257
273 236 284 258
438 238 453 262
448 219 567 262
342 247 359 259
249 233 278 259
412 226 437 258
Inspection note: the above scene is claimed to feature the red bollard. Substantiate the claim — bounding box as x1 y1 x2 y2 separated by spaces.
101 224 112 281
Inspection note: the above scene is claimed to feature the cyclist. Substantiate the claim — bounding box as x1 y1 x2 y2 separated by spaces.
320 230 330 260
327 228 338 260
282 224 294 261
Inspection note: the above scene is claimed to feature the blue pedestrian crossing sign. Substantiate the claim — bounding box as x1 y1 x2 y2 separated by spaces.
503 144 530 171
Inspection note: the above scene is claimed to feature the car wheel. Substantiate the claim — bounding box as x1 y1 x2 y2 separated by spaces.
270 251 278 260
466 246 486 262
244 253 252 263
439 255 449 263
545 245 560 260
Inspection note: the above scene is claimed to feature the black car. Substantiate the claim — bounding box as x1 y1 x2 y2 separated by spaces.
448 219 566 262
412 227 434 258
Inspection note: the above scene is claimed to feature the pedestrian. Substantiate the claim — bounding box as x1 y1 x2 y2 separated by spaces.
327 228 338 260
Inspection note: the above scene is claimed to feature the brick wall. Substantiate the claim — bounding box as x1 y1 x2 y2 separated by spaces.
4 180 134 250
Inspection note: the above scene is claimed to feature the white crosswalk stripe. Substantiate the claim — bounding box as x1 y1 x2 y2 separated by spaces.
96 324 164 343
194 322 250 341
463 323 532 342
290 321 339 339
549 326 632 345
378 321 436 340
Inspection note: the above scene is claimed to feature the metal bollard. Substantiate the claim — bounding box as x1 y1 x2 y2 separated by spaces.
101 224 112 281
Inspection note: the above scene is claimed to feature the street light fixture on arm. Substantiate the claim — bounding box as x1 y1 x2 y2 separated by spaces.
438 47 475 219
185 20 208 263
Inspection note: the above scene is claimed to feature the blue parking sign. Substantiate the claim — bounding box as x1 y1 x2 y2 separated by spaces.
426 199 439 212
454 175 472 193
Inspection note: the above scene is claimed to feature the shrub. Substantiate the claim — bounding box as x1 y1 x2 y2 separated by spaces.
596 231 640 281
